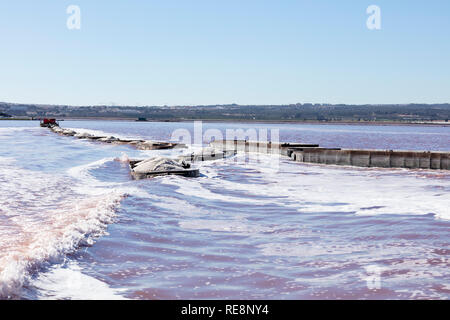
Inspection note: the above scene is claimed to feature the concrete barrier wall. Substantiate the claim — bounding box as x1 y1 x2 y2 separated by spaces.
210 140 449 170
292 149 450 170
212 140 282 155
440 153 450 170
210 140 318 156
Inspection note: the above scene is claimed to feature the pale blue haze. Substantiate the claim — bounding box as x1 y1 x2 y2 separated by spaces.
0 0 449 105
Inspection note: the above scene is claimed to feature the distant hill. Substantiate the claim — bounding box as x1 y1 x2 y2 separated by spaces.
0 111 12 118
1 102 449 123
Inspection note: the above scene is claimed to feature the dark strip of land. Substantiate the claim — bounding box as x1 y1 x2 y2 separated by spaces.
1 102 449 124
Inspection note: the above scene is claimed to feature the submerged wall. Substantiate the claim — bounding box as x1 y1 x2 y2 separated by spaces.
291 149 450 170
210 140 450 170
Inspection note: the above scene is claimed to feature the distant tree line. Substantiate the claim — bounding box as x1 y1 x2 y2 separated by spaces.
1 102 449 122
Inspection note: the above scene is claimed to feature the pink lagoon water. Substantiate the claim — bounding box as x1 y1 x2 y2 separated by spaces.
0 120 449 299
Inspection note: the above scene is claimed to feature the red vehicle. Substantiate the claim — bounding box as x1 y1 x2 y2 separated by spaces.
40 118 59 127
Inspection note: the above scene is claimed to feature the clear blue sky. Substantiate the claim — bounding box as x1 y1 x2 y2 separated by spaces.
0 0 449 106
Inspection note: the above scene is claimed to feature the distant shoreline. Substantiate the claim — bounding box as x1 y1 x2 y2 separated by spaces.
2 102 450 126
2 117 450 126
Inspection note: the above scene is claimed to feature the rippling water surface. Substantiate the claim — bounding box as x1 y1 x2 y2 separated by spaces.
0 120 449 299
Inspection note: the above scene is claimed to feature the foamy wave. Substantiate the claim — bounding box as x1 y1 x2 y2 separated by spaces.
0 192 124 298
162 154 450 221
31 262 128 300
67 157 117 192
66 157 153 199
0 158 126 298
116 152 130 163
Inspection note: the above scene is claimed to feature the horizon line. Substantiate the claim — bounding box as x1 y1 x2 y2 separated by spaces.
2 101 450 108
